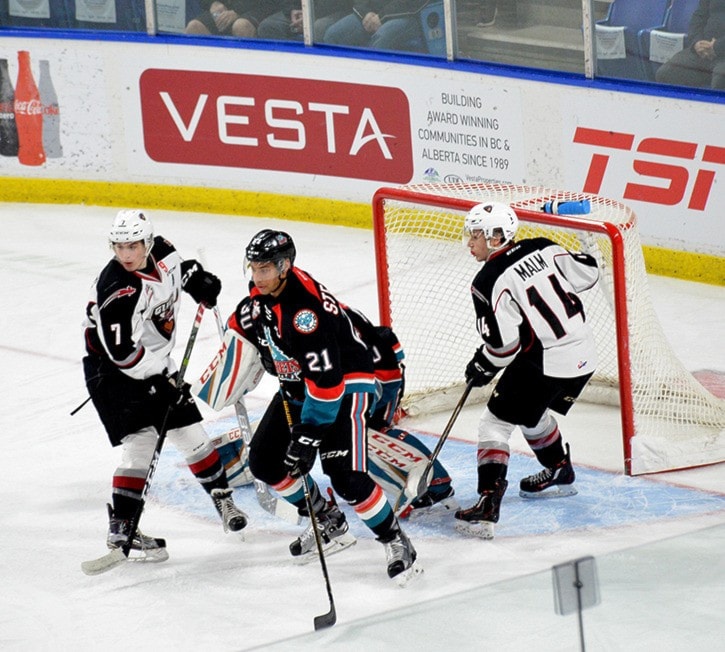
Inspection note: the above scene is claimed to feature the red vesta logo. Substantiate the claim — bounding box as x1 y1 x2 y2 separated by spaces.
139 69 413 182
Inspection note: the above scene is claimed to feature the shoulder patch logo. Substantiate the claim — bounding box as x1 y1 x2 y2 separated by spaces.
293 309 318 334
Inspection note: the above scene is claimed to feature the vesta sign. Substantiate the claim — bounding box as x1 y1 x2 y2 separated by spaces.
139 69 413 182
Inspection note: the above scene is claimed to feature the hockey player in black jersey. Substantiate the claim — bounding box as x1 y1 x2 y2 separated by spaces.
454 202 599 539
82 209 247 561
228 229 421 584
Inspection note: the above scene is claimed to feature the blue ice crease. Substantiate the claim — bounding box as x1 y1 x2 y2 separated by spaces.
150 412 725 539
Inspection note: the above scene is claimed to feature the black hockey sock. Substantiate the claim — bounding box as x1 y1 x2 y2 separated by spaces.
112 493 142 521
535 439 567 469
477 462 508 494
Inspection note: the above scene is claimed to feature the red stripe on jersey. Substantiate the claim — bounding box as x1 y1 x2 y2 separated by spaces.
304 377 344 401
293 268 323 302
227 311 244 335
375 368 403 382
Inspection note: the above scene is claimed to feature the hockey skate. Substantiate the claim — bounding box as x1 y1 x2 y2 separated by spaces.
402 486 459 520
289 498 356 563
106 504 169 563
211 488 248 533
378 523 422 587
519 444 577 498
454 479 508 539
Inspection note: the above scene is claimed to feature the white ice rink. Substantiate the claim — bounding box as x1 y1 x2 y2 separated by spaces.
1 203 723 651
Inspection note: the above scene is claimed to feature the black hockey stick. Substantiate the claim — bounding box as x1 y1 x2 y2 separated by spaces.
209 306 301 524
394 380 475 514
81 304 206 576
280 395 336 630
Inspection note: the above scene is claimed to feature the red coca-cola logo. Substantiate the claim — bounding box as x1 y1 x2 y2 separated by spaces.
139 69 413 182
14 99 43 115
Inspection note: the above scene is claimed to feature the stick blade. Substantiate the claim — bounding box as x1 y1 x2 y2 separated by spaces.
81 548 127 576
313 606 336 630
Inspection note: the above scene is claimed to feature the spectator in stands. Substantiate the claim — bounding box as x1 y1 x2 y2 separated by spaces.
322 0 430 52
258 0 353 42
655 0 725 90
185 0 280 37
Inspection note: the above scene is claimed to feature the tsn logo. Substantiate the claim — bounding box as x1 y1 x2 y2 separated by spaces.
573 127 724 211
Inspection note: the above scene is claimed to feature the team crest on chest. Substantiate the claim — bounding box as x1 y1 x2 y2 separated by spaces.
293 309 318 333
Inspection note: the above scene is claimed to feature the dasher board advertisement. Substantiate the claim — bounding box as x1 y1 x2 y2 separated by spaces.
0 36 722 256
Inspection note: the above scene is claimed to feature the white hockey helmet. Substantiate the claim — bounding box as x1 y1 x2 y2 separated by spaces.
463 201 518 247
109 209 154 255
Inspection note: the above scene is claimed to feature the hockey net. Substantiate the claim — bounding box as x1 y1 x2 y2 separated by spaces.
373 183 725 475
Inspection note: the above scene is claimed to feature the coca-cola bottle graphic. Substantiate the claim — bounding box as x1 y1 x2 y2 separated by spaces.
14 50 46 166
0 58 19 157
39 60 62 158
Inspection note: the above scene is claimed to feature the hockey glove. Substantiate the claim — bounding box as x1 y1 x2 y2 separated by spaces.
181 260 222 308
146 372 192 407
465 347 498 387
284 424 323 478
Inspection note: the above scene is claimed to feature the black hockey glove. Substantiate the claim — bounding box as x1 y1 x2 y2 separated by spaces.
181 260 221 308
146 372 192 407
284 424 323 478
465 347 498 387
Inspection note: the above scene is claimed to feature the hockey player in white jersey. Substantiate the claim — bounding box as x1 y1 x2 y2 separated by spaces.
82 209 248 561
454 201 599 539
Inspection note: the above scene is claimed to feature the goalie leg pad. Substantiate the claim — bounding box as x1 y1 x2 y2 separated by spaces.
211 428 253 488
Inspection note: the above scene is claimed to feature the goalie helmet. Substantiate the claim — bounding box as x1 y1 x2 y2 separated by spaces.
109 209 154 255
463 202 518 246
244 229 296 272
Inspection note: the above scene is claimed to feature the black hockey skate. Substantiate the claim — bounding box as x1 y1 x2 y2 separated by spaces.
290 496 356 562
106 504 169 563
454 479 508 539
378 522 422 587
403 486 459 519
211 488 248 533
519 444 577 498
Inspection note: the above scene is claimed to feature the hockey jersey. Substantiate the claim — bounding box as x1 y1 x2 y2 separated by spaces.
472 237 599 379
228 267 376 426
84 236 189 380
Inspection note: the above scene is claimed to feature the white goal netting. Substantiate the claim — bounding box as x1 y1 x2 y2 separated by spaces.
373 183 725 475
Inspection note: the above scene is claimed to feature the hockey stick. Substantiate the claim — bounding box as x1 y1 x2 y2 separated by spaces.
209 306 301 524
81 304 206 576
393 380 475 514
279 395 336 630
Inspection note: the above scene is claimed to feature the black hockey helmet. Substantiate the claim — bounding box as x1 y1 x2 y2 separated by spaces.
244 229 296 269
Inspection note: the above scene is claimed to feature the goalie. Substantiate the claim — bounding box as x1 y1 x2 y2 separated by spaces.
194 306 457 522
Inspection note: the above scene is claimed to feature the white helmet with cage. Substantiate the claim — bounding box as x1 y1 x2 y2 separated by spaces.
463 201 518 248
109 209 154 255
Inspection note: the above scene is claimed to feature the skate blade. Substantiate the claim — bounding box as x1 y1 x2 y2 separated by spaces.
403 496 460 520
393 561 424 588
292 532 357 565
454 520 495 539
127 547 170 563
519 484 577 499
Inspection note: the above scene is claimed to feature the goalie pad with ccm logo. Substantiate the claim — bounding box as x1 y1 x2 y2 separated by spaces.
192 329 265 411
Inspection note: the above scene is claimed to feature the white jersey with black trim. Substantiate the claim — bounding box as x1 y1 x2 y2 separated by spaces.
83 236 183 380
472 237 599 379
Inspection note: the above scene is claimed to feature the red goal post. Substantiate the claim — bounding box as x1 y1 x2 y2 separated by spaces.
372 183 725 476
